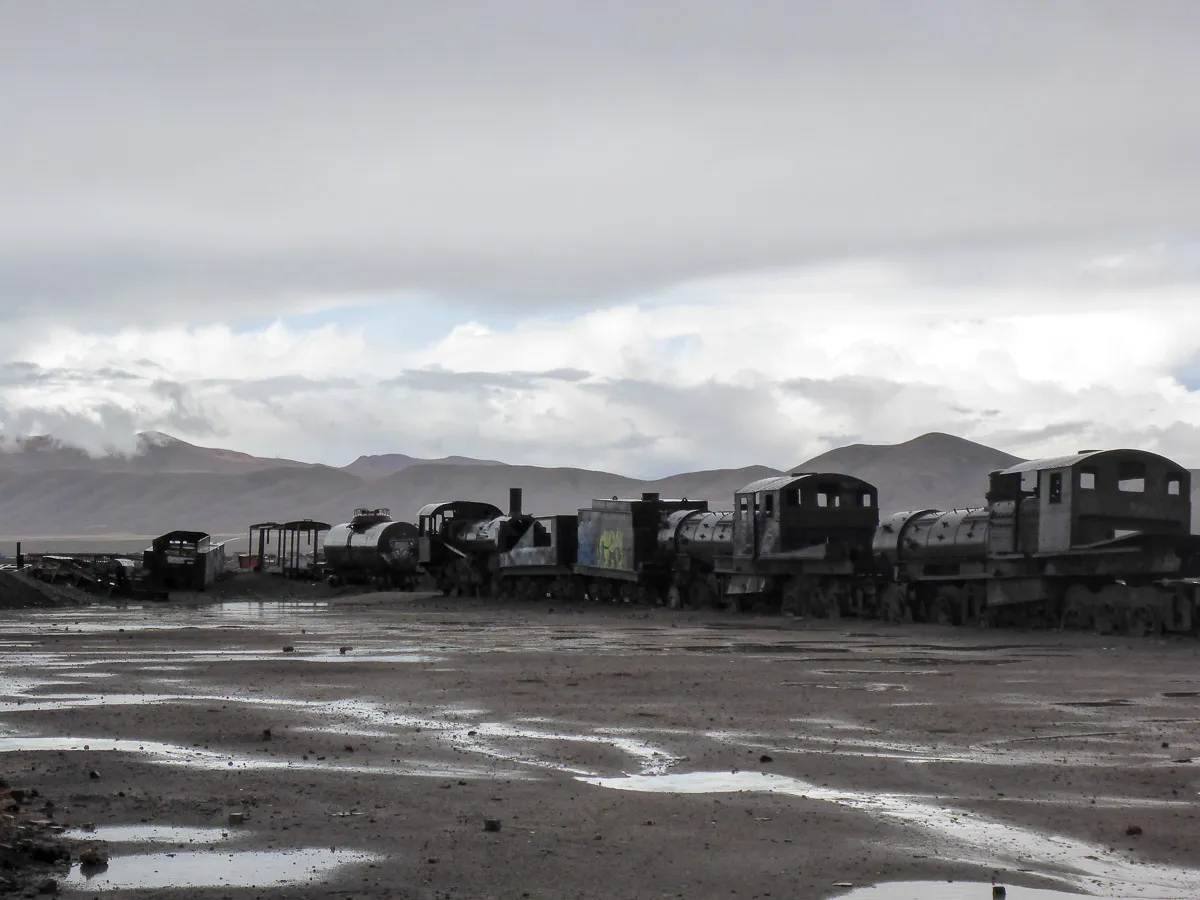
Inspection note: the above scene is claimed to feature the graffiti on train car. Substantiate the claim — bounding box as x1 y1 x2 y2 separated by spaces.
596 530 626 569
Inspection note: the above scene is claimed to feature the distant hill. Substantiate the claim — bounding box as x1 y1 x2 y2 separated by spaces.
0 460 779 551
3 429 1191 550
341 453 507 480
0 432 315 475
792 432 1023 512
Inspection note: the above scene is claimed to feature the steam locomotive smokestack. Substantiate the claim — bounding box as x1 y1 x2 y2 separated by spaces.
642 492 660 502
509 487 523 517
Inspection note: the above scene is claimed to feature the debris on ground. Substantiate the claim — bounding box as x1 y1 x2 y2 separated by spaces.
0 780 108 897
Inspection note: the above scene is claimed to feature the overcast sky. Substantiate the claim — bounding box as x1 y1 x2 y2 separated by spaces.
3 1 1200 476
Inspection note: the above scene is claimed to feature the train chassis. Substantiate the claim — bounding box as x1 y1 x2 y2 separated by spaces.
430 565 1196 638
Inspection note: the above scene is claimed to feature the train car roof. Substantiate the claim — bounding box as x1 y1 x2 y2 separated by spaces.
735 472 877 494
994 448 1190 476
416 500 505 518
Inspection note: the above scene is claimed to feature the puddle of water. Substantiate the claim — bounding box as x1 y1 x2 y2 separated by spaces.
298 701 683 777
781 681 910 692
63 847 378 890
831 883 1097 899
1059 699 1132 708
0 733 523 779
63 825 234 844
813 669 952 677
578 771 1200 898
0 678 674 780
711 727 1167 770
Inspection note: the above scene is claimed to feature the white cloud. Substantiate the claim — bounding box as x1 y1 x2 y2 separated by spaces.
4 261 1200 475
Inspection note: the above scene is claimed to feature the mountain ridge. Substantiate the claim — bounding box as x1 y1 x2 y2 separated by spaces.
6 429 1186 550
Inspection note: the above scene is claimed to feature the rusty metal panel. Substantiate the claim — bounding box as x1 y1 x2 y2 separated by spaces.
1018 498 1040 554
987 500 1019 555
499 515 578 571
1038 467 1073 553
575 506 637 576
873 510 938 567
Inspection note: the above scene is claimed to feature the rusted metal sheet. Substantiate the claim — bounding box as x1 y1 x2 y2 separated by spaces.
498 514 578 574
576 507 636 576
574 492 708 584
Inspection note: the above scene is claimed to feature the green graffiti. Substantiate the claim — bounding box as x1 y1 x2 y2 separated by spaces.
597 530 626 570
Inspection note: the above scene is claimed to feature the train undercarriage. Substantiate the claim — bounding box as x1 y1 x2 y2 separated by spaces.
425 561 1199 638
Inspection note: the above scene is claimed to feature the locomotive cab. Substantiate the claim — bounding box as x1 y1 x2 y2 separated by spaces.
729 472 879 563
417 498 507 566
987 449 1192 556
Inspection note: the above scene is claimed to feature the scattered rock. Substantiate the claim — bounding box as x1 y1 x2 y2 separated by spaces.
282 645 295 653
87 770 100 780
483 819 501 832
759 754 774 763
339 646 353 654
261 728 272 741
78 845 108 868
1126 824 1143 836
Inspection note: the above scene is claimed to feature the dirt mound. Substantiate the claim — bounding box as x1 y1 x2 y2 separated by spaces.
0 571 93 610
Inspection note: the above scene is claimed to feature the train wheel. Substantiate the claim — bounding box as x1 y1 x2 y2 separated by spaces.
820 581 842 620
1127 604 1159 638
932 587 964 627
567 577 587 603
635 584 658 606
1093 603 1120 635
688 578 713 610
781 578 806 616
1060 585 1095 631
879 584 905 623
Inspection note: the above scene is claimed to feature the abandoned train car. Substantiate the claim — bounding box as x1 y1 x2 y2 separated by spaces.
323 508 421 589
142 530 226 591
877 448 1200 634
321 445 1200 638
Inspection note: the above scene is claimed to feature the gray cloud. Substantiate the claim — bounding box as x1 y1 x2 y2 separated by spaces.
5 356 1200 476
146 380 223 438
2 1 1199 321
382 368 591 392
0 403 142 457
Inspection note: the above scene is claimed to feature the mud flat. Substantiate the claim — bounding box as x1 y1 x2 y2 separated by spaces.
2 590 1199 898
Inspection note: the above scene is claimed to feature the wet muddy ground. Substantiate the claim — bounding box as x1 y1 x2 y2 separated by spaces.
2 590 1199 899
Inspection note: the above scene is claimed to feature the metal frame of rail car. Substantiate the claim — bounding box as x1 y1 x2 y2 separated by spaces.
255 519 330 579
877 449 1200 635
245 521 279 571
494 513 580 601
573 492 710 604
713 472 881 615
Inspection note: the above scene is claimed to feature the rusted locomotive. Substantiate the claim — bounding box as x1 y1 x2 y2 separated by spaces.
416 489 551 597
874 449 1199 635
330 447 1200 637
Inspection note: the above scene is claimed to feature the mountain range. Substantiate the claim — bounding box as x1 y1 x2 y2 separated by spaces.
0 430 1176 553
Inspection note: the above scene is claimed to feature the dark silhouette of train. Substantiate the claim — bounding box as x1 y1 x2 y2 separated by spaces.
325 448 1200 637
